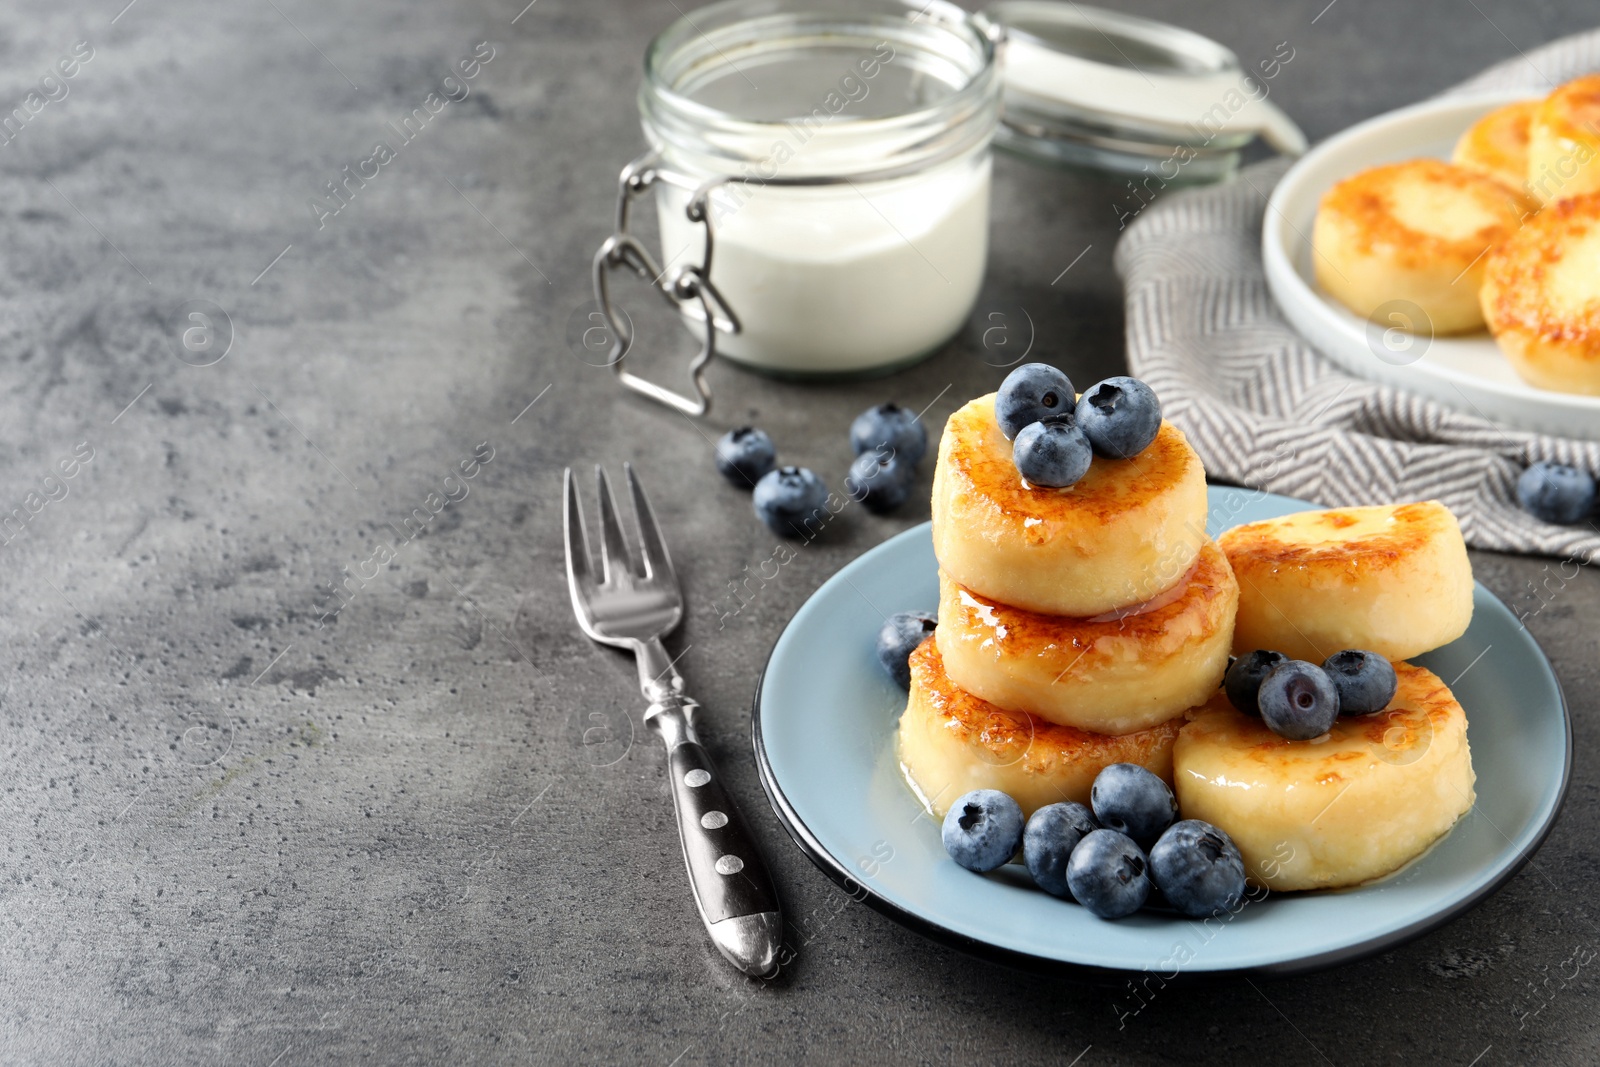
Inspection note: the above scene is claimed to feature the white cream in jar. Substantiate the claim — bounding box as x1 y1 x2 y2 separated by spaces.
655 158 990 374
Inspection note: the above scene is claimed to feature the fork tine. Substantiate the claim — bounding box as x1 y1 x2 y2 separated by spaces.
594 466 636 583
563 468 592 589
624 462 676 584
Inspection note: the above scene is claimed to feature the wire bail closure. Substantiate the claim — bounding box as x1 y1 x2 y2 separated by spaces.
592 151 740 417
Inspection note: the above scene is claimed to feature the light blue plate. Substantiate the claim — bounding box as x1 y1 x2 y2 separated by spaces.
753 488 1571 976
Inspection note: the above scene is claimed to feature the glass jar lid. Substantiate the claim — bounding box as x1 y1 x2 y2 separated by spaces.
987 0 1306 179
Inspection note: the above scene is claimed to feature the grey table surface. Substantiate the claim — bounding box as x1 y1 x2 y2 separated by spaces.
3 0 1598 1063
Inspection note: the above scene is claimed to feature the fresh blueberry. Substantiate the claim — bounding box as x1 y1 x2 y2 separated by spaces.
1023 802 1099 899
1013 416 1093 488
1323 650 1398 716
1066 829 1151 919
1090 763 1177 847
1517 461 1596 525
1257 660 1340 740
1149 820 1246 919
752 466 829 539
846 448 915 514
995 363 1075 440
850 403 928 467
713 426 776 488
876 611 936 689
1074 377 1162 459
1224 649 1286 716
941 789 1025 873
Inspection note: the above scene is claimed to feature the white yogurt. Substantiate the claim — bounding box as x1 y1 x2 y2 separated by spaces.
654 155 990 374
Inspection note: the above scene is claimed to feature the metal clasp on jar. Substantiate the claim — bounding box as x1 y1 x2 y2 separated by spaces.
591 151 741 417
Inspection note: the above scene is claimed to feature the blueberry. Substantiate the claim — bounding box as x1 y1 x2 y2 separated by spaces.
1149 820 1246 919
1257 660 1339 740
850 403 928 467
1323 650 1398 716
752 466 829 539
1013 416 1093 488
1074 377 1162 459
1065 829 1150 919
995 363 1075 440
1023 802 1099 899
941 789 1025 873
845 448 915 514
1224 649 1286 716
1517 461 1596 525
713 426 777 488
876 611 936 689
1090 763 1177 847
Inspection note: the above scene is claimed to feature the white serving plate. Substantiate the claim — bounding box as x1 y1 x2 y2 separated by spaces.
1262 91 1600 442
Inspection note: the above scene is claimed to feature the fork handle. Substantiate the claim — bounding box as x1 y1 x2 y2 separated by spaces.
651 700 783 977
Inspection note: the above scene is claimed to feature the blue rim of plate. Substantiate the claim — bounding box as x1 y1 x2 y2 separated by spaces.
751 488 1571 978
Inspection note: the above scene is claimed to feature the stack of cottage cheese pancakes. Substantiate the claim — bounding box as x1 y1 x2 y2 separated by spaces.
898 386 1483 892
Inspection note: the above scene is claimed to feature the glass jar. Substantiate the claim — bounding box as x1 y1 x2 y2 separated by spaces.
630 0 1000 382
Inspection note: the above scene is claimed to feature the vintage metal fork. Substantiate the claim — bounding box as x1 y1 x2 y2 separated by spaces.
563 463 782 976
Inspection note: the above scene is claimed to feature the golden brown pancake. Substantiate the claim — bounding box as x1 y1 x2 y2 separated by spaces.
935 539 1236 735
1174 663 1475 892
1528 74 1600 205
1452 99 1537 196
1219 501 1474 664
931 393 1208 618
897 638 1181 818
1481 191 1600 395
1312 158 1533 334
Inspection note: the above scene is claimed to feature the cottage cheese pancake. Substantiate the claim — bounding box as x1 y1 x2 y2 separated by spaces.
898 639 1180 819
1481 191 1600 395
935 539 1237 735
1312 158 1533 334
931 393 1208 617
1173 663 1475 892
1219 501 1473 664
1528 74 1600 205
1452 99 1537 196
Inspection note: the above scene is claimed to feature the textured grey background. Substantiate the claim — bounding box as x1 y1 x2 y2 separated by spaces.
1 0 1597 1063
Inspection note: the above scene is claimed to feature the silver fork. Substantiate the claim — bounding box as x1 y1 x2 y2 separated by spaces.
563 463 783 977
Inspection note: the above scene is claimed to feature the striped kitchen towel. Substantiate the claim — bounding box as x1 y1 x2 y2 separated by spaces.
1115 29 1600 560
